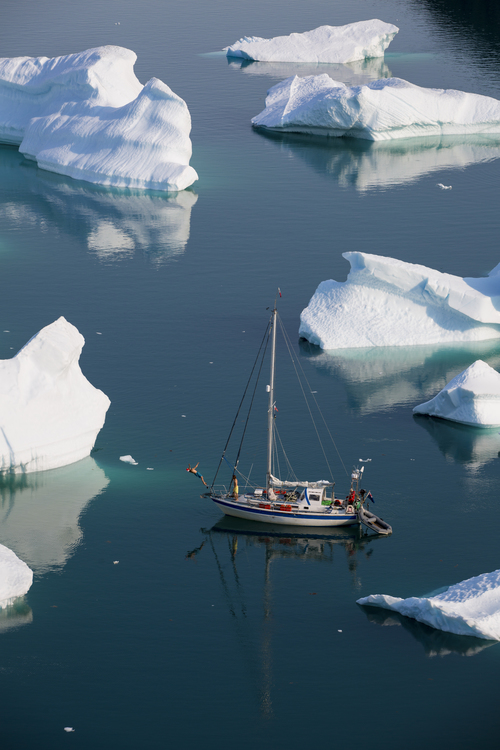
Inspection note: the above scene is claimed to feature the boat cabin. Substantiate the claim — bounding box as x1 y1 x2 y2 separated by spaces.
297 487 331 507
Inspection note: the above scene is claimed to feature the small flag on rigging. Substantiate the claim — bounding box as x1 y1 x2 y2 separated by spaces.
367 492 374 503
278 288 282 297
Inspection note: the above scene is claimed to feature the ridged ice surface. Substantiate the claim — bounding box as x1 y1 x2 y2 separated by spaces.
0 46 197 191
0 317 110 474
413 360 500 426
358 569 500 641
252 75 500 141
299 252 500 349
225 20 398 64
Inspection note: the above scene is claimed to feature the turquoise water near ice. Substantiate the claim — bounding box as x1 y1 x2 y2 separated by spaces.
2 0 500 747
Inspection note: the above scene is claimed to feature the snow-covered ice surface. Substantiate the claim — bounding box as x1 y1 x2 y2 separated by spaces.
357 569 500 641
299 252 500 349
413 360 500 426
225 20 398 64
252 75 500 141
0 46 198 191
0 317 110 474
0 543 32 608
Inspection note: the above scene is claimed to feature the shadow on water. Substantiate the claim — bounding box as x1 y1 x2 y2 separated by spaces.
0 145 198 265
299 338 500 416
0 457 109 576
253 128 500 191
360 603 498 657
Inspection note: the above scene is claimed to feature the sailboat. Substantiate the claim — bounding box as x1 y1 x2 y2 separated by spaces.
209 296 392 533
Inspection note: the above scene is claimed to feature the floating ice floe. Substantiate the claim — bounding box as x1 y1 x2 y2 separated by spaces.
0 543 33 607
0 318 110 474
0 46 198 191
252 75 500 140
357 568 500 641
299 252 500 349
413 360 500 427
225 20 398 64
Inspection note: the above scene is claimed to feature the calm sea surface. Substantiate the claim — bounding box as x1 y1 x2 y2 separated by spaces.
1 0 500 747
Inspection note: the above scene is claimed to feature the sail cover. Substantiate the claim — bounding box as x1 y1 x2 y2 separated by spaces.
269 474 332 488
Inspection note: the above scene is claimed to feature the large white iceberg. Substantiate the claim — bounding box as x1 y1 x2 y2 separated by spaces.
0 317 110 474
413 360 500 426
299 253 500 349
252 75 500 140
225 20 398 63
0 543 32 607
0 46 198 191
357 569 500 641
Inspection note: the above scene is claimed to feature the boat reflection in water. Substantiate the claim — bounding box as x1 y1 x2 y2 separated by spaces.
190 516 386 716
359 604 497 658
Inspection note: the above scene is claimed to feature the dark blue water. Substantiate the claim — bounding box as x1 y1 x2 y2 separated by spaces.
1 0 500 747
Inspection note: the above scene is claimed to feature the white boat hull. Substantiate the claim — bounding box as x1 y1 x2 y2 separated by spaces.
212 496 359 527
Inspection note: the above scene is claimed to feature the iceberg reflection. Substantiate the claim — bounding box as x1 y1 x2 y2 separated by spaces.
0 598 33 633
413 415 500 471
0 145 198 264
299 338 500 416
0 457 109 574
254 130 500 191
228 55 392 85
360 604 497 657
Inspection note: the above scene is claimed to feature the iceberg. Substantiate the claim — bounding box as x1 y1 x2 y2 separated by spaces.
299 253 500 349
413 360 500 427
0 317 110 474
225 20 398 64
0 46 198 191
251 75 500 141
357 569 500 641
0 543 32 607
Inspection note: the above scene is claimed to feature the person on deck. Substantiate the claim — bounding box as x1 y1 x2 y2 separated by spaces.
232 475 239 498
187 463 208 487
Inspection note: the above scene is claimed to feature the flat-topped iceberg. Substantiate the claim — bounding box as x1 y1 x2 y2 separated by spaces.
0 543 32 607
357 569 500 641
0 46 197 191
225 20 398 63
252 75 500 141
413 360 500 426
0 317 110 474
299 253 500 349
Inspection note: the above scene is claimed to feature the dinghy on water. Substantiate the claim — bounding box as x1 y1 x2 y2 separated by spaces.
208 293 392 533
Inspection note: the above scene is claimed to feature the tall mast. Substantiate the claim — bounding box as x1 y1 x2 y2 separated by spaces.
266 303 277 491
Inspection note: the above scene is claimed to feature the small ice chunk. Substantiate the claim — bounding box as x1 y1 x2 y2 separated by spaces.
225 20 398 64
113 561 119 564
64 727 75 732
146 467 154 470
358 568 500 640
413 360 500 427
437 183 452 189
119 455 138 465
